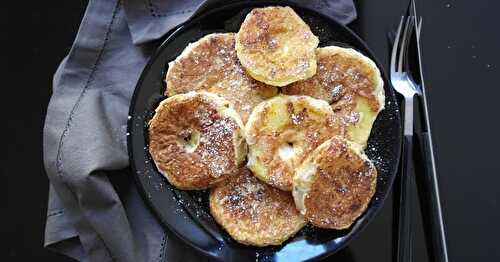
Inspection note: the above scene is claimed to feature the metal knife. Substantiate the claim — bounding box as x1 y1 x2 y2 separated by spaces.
410 1 449 261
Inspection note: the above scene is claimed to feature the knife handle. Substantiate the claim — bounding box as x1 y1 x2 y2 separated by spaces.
397 135 414 262
418 131 449 262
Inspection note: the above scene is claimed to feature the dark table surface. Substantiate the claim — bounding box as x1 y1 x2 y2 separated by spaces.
3 0 500 261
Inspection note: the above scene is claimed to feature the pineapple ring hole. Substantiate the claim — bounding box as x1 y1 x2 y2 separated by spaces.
278 142 295 161
177 129 201 153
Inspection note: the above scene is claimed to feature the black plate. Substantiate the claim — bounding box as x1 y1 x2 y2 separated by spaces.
127 1 402 261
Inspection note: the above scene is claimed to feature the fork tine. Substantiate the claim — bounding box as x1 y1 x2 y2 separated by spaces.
398 17 414 73
402 17 415 74
417 17 423 38
390 16 406 75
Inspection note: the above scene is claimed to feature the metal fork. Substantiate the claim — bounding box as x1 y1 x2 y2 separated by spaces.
391 15 417 262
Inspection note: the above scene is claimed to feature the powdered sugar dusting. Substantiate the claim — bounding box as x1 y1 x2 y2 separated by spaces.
166 33 277 123
215 170 299 223
200 117 239 178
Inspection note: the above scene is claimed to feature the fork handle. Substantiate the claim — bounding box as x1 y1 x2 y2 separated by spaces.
418 131 449 262
397 134 414 262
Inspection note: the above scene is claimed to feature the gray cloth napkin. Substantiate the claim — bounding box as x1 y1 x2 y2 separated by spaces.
43 0 356 261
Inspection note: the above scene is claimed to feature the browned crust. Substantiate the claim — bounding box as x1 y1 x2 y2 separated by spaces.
303 137 377 229
247 96 344 191
148 93 242 190
210 168 305 246
235 6 319 86
283 47 382 120
165 33 277 123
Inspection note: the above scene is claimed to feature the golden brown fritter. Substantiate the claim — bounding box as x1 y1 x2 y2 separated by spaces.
235 6 319 86
283 46 385 146
210 168 306 246
245 95 344 191
293 137 377 229
165 33 277 123
149 92 246 190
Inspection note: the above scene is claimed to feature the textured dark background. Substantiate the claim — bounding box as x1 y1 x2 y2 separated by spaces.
3 0 500 261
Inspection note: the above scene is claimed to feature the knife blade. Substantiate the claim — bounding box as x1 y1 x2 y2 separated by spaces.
410 1 449 262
